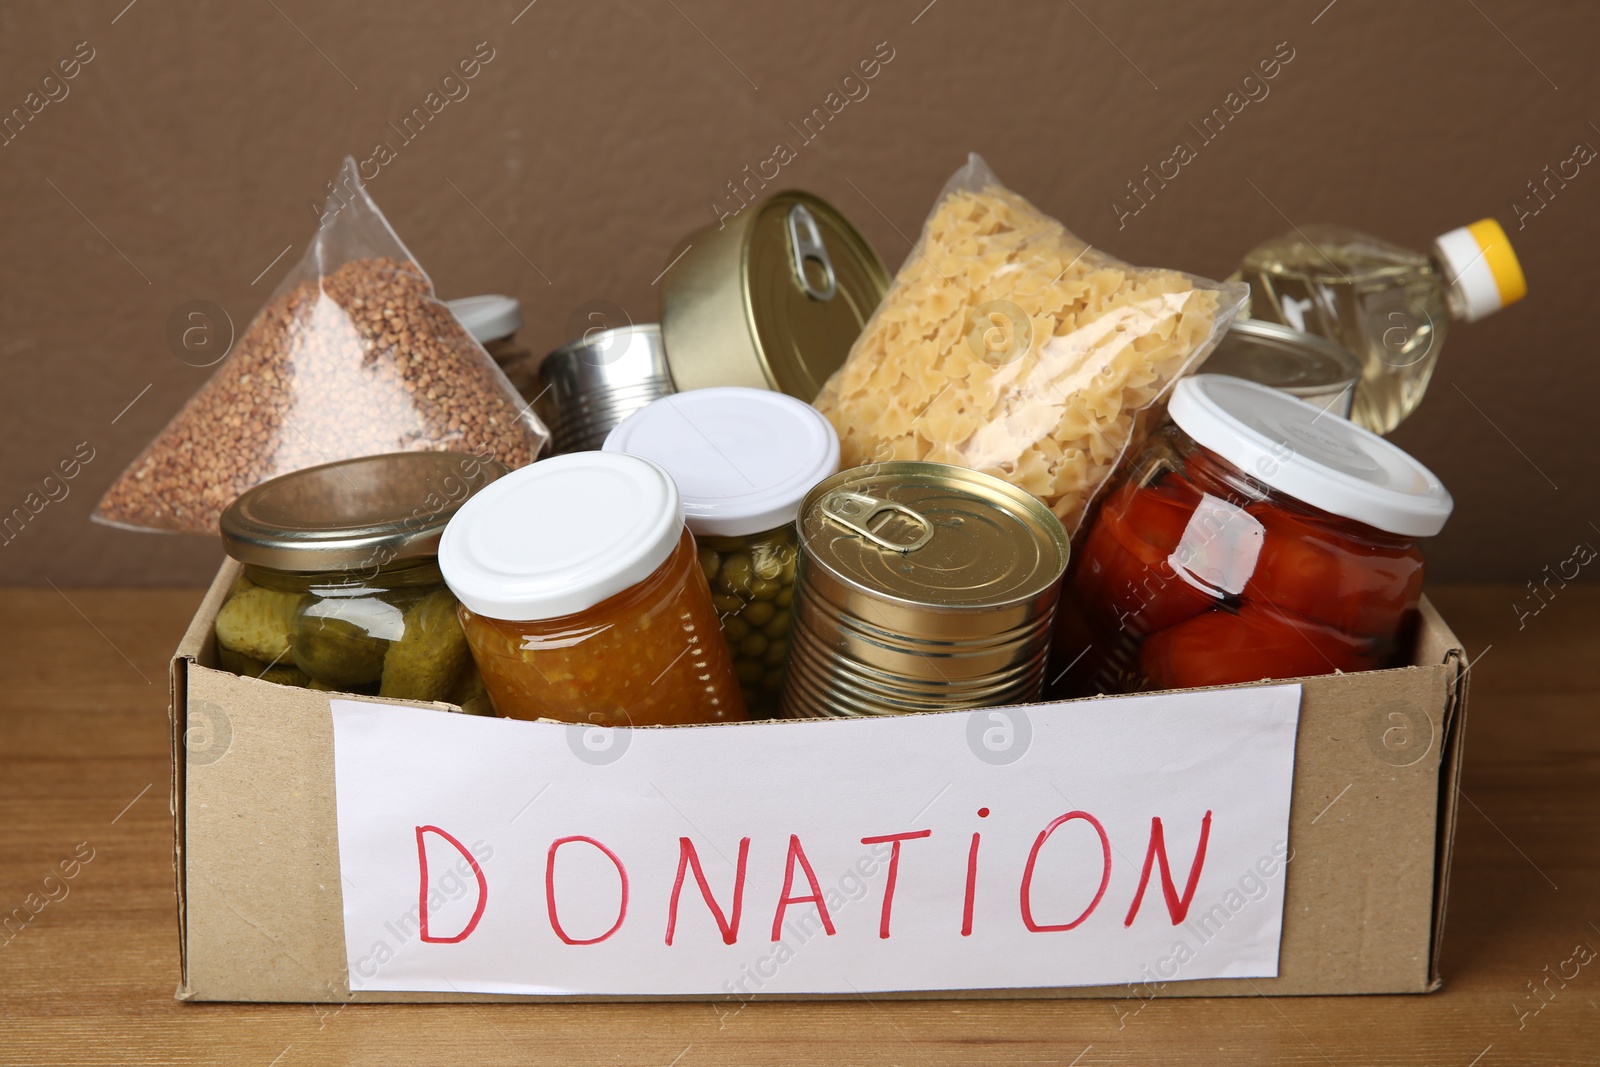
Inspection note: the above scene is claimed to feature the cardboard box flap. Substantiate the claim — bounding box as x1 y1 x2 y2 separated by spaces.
172 560 239 1000
1426 649 1468 991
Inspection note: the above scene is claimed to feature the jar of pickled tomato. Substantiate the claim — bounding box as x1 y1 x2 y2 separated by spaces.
438 452 747 726
1053 374 1453 695
602 387 839 717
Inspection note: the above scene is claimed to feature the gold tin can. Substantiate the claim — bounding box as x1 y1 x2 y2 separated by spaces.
659 191 889 400
781 462 1070 718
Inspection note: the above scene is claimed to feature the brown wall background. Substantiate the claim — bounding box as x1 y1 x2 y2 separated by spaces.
1 0 1594 586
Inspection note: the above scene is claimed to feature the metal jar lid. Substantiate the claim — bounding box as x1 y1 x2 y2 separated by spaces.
1202 318 1362 416
220 452 508 571
798 462 1070 611
660 191 889 400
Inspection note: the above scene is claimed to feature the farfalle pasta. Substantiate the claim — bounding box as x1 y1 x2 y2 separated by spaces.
814 154 1245 532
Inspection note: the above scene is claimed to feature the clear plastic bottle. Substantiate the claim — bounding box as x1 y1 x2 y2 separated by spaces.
1234 220 1525 434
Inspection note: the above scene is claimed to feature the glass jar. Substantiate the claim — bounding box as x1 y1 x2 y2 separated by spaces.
445 295 540 399
215 452 507 711
695 528 798 711
439 451 747 726
1053 374 1452 696
1200 319 1361 419
602 387 839 716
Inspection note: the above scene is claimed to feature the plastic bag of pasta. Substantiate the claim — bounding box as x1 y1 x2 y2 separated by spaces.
814 153 1246 533
94 156 549 534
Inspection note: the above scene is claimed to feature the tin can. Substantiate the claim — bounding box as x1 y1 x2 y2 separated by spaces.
534 324 674 454
659 191 889 401
1201 318 1361 418
781 462 1070 718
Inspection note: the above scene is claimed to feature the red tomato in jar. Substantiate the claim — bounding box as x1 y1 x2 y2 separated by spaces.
1072 476 1214 640
1139 602 1384 690
1241 503 1425 640
1046 594 1104 699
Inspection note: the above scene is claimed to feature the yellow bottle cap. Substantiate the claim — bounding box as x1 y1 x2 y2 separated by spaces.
1466 218 1527 307
1434 219 1527 321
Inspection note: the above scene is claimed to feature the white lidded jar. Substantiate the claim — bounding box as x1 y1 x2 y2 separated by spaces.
603 387 839 716
439 451 747 726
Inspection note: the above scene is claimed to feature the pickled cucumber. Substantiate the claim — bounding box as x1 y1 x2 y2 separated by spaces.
216 645 309 688
307 677 379 695
380 590 473 702
292 609 389 687
449 662 494 716
215 586 304 663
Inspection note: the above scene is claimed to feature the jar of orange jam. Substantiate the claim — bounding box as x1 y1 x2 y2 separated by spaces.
437 452 747 726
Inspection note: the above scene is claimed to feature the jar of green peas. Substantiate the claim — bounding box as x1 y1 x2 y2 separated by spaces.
603 387 839 716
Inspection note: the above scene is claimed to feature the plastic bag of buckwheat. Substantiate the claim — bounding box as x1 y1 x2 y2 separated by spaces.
94 156 550 535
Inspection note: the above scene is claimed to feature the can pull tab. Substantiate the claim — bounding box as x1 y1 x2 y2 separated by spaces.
820 491 933 553
787 204 837 302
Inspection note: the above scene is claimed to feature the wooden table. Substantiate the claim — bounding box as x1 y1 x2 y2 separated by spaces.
1 585 1594 1065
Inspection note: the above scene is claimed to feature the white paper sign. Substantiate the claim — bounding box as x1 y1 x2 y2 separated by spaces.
330 685 1301 996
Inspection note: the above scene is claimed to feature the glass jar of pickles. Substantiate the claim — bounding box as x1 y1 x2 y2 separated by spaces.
603 387 840 716
215 452 507 711
438 451 747 726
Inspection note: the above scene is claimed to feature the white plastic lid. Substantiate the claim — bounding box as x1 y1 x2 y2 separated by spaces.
1168 375 1453 537
602 387 840 537
445 295 523 343
438 452 684 621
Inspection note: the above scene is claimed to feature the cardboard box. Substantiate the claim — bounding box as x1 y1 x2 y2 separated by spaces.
171 560 1468 1002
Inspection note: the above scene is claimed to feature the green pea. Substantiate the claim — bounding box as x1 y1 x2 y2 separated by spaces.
752 547 784 581
712 593 745 615
738 633 769 658
722 616 750 642
718 553 754 596
744 601 775 626
698 547 722 583
762 612 790 640
750 577 782 600
775 585 794 608
763 639 788 666
734 660 764 685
